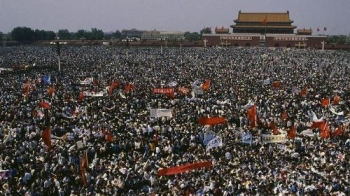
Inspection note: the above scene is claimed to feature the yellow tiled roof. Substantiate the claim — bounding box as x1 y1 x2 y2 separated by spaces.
236 12 292 23
231 25 296 29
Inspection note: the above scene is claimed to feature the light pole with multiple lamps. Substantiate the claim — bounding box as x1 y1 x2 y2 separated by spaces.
55 36 61 72
160 36 163 54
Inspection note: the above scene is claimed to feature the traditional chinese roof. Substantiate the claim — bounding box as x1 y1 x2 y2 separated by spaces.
234 11 293 23
231 25 296 29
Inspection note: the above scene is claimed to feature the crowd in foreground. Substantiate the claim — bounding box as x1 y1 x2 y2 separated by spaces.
0 45 350 196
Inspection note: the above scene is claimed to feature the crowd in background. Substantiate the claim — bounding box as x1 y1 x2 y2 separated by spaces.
0 45 350 196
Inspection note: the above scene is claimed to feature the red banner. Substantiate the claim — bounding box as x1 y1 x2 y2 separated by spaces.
39 101 51 109
198 117 226 125
153 88 174 94
158 160 212 176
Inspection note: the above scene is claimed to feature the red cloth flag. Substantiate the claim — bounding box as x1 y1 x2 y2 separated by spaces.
198 117 226 125
247 105 257 128
154 131 158 147
125 83 135 93
310 121 325 129
300 88 308 97
281 110 288 121
287 127 297 139
158 160 212 176
178 86 191 95
201 79 211 91
23 81 30 95
262 17 267 26
42 126 51 148
80 154 88 187
332 125 343 136
47 86 55 96
319 122 330 139
333 94 340 105
269 121 279 135
108 82 119 95
102 130 114 142
272 81 281 88
78 92 85 103
39 101 51 109
320 98 330 107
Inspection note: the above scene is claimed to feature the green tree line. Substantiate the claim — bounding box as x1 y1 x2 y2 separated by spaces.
0 27 208 42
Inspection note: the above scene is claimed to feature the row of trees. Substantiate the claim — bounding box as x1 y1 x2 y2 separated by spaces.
0 27 205 42
2 27 348 43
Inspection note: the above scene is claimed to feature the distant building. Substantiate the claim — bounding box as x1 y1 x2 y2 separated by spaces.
121 29 146 38
215 27 230 34
202 10 327 48
141 30 185 41
231 10 296 34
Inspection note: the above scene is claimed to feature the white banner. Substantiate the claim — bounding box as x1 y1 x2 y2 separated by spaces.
83 91 104 97
241 133 252 144
150 109 173 118
203 131 217 145
206 137 223 151
167 81 178 87
263 78 270 85
80 78 93 85
329 106 344 116
261 134 287 143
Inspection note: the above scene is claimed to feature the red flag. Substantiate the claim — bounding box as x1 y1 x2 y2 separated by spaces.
154 131 158 147
262 17 267 26
198 117 227 125
47 86 55 97
332 125 343 136
158 160 212 176
320 98 330 107
272 81 281 88
102 130 114 142
247 105 257 128
287 127 297 139
201 79 211 91
78 92 85 103
300 88 308 97
281 110 288 121
269 121 279 135
310 121 325 129
125 83 135 93
108 82 119 95
177 86 191 95
333 94 340 105
38 101 51 109
320 122 330 139
42 126 52 148
23 81 30 96
80 154 88 187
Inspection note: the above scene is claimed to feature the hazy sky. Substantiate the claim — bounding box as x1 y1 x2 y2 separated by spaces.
0 0 349 35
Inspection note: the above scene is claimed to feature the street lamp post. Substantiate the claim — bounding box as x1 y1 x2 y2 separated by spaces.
180 37 183 53
203 39 208 47
55 36 61 72
160 36 163 54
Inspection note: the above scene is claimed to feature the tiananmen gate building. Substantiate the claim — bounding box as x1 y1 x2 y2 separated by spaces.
202 11 327 48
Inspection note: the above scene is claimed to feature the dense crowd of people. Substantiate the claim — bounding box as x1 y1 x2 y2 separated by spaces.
0 45 350 196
